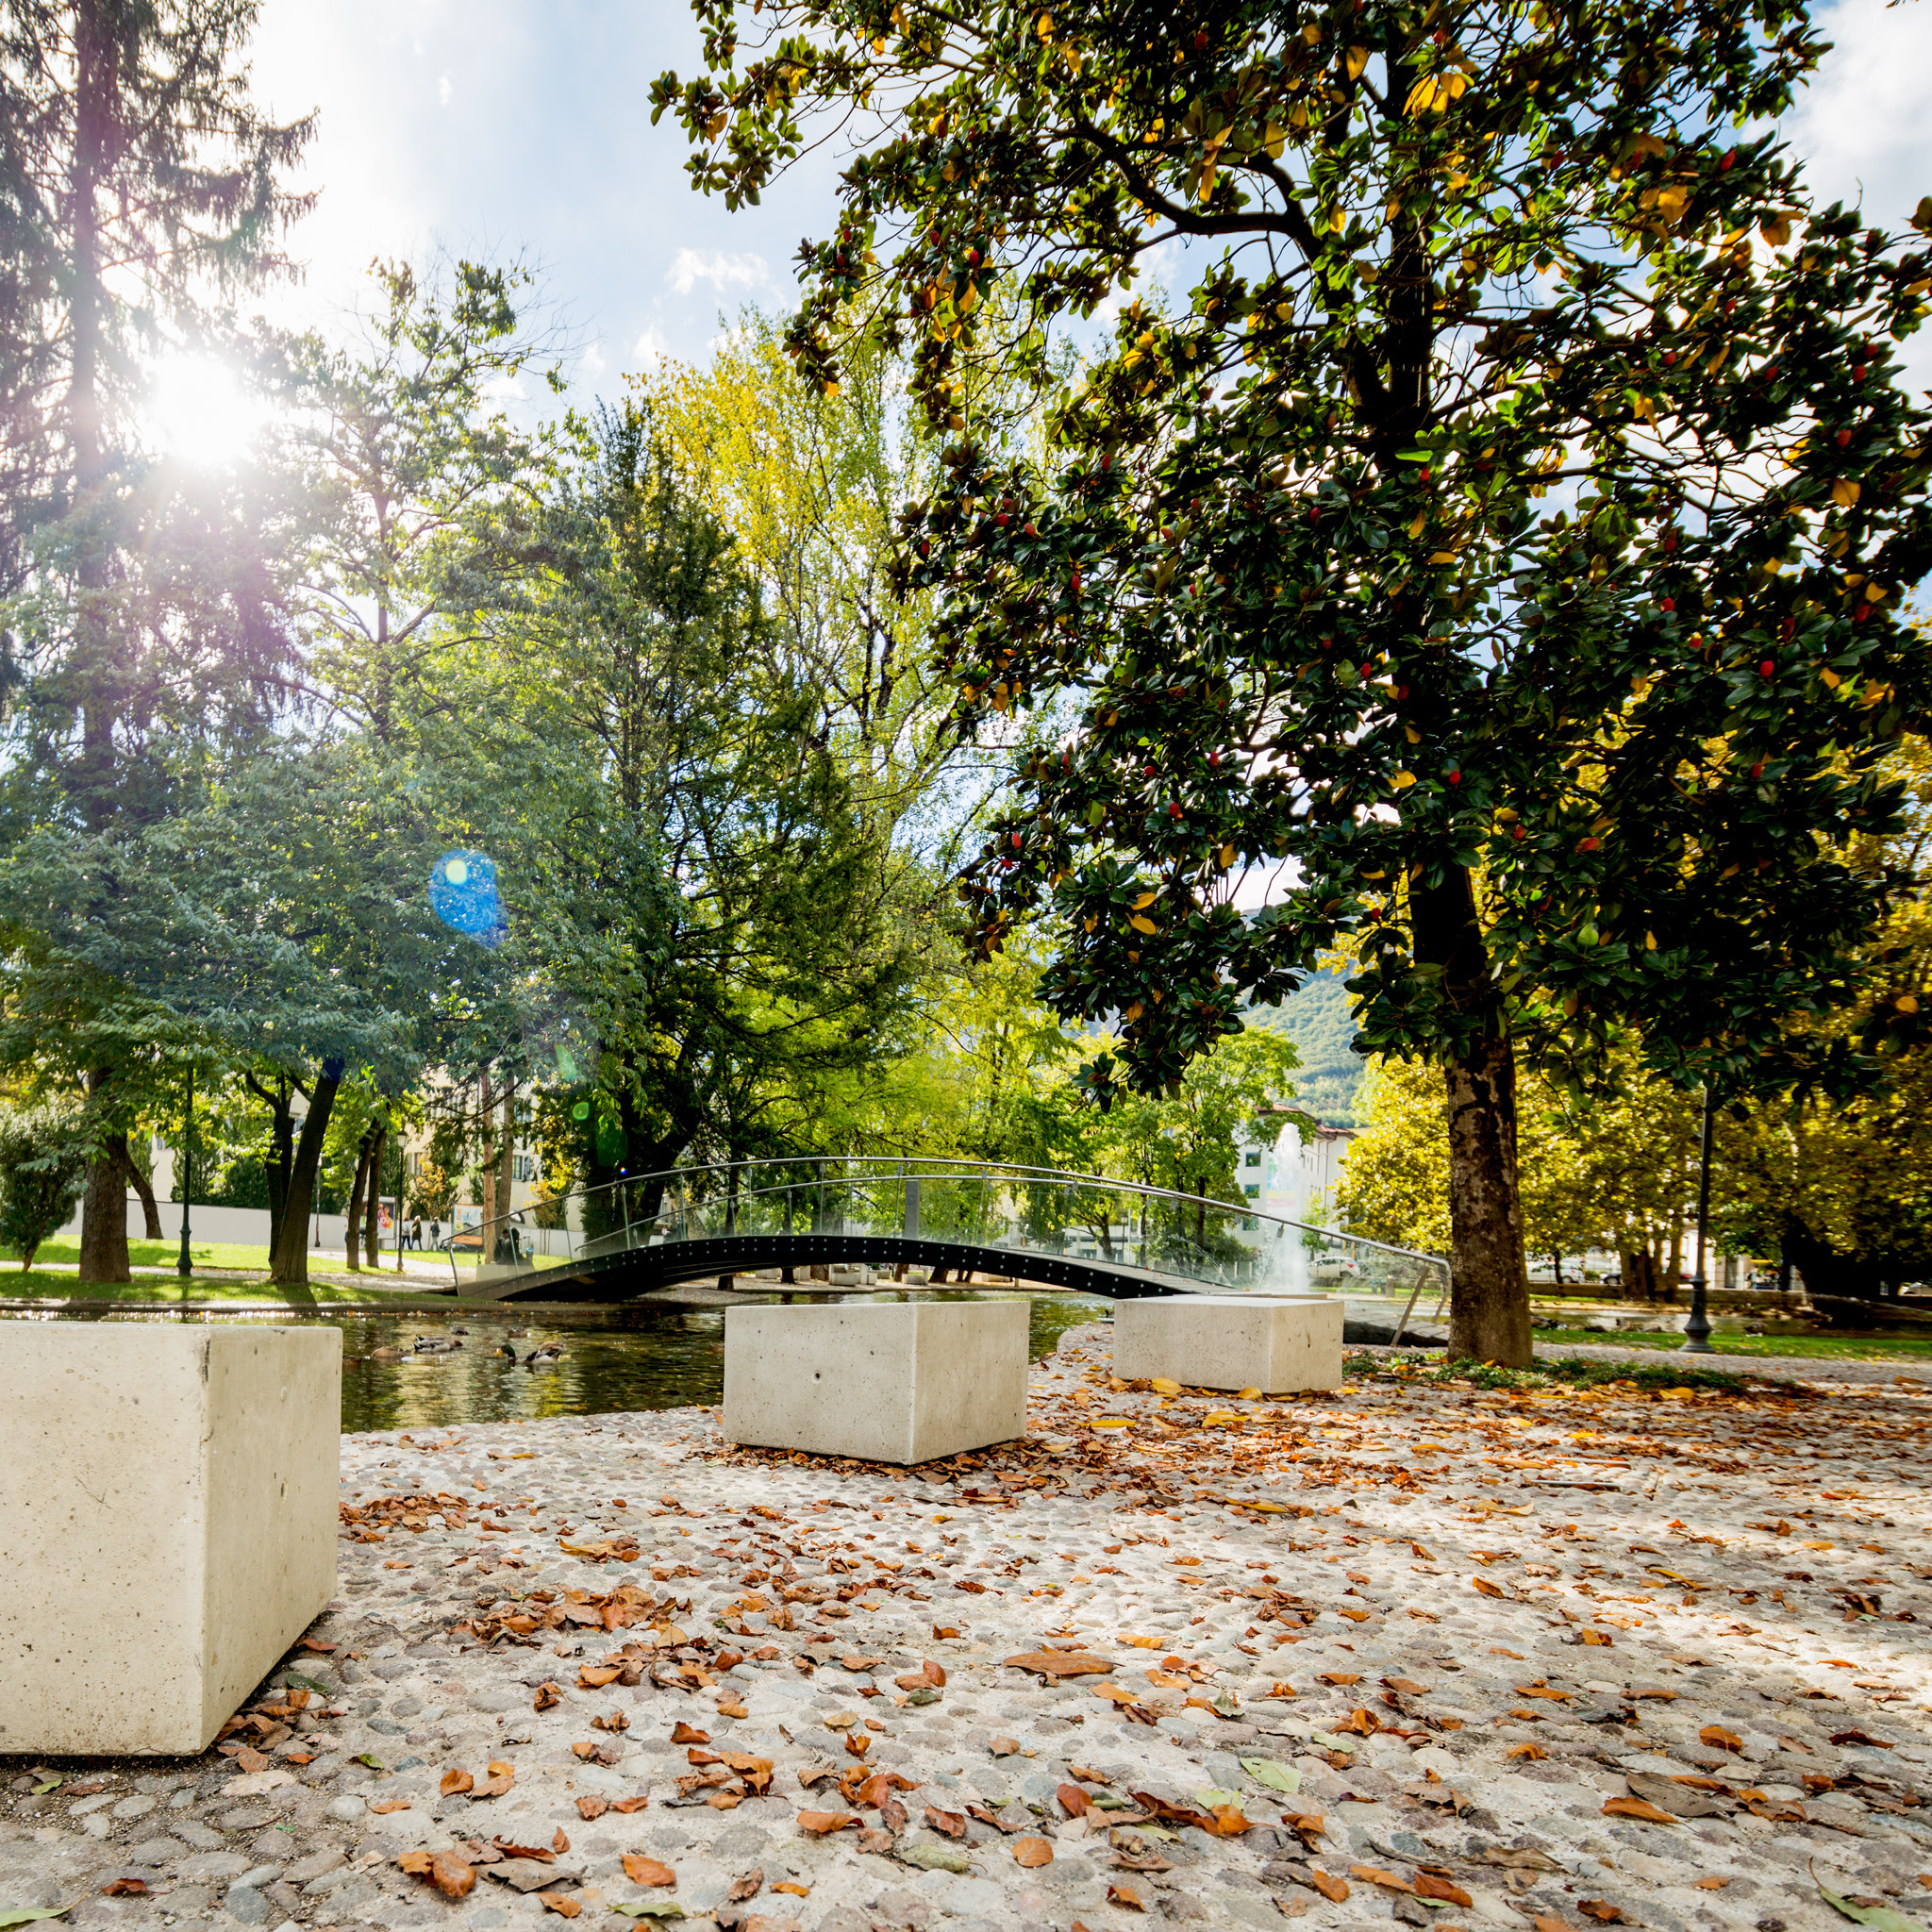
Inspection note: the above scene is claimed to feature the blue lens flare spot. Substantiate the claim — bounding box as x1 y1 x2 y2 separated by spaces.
430 850 507 948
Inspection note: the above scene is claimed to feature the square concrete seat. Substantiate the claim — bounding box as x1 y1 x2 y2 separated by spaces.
0 1324 340 1755
724 1298 1027 1464
1113 1293 1343 1393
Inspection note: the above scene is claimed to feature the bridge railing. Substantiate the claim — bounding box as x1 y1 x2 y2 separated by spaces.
437 1155 1447 1304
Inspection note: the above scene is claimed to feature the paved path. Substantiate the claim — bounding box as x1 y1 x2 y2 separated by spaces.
6 1316 1931 1931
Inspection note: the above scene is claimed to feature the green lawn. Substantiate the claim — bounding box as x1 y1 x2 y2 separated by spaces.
1 1236 279 1272
1536 1324 1932 1363
0 1269 370 1306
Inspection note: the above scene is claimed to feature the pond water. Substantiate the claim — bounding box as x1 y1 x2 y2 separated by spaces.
0 1289 1108 1434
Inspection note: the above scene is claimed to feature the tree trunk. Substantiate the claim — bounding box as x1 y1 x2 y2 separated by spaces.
1441 1036 1531 1365
1413 862 1530 1366
366 1122 387 1272
344 1133 372 1270
78 1062 131 1283
121 1142 163 1240
77 1125 131 1284
268 1074 342 1285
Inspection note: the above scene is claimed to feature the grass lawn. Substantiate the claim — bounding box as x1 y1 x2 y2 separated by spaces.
1535 1324 1932 1363
2 1236 281 1272
0 1269 371 1306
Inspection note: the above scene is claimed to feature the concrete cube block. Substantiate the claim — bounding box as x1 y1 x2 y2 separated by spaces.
0 1324 341 1755
1112 1294 1343 1393
724 1299 1027 1464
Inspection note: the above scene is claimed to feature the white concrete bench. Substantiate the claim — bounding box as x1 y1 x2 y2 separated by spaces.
0 1324 340 1755
1113 1293 1343 1393
723 1299 1027 1464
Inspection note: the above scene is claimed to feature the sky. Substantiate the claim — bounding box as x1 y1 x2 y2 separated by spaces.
244 0 1932 405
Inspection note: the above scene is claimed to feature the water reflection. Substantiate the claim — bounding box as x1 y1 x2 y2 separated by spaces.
0 1290 1108 1434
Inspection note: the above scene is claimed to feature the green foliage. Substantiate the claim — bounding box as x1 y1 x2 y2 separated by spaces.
656 0 1932 1363
0 1103 89 1269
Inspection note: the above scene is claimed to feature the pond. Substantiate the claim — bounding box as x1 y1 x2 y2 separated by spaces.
0 1288 1108 1433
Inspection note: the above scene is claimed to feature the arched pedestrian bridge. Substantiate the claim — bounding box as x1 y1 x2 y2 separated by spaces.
436 1157 1445 1310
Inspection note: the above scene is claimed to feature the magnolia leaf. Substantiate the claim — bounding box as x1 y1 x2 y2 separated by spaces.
1240 1757 1303 1794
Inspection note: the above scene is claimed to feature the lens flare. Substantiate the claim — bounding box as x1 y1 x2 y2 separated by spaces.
429 850 506 948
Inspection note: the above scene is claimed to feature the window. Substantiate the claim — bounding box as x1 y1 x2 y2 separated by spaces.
1243 1183 1260 1199
512 1153 535 1184
1244 1150 1262 1167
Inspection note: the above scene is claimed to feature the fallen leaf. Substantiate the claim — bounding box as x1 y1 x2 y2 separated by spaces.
1241 1757 1301 1793
1696 1877 1731 1890
843 1732 871 1757
553 1828 570 1855
1317 1672 1361 1686
1015 1837 1055 1868
371 1799 411 1814
98 1882 148 1898
1700 1724 1743 1752
1417 1874 1474 1907
614 1795 651 1813
534 1683 561 1710
1472 1577 1504 1597
1107 1880 1146 1910
671 1723 710 1743
441 1768 475 1797
1351 1864 1414 1893
1058 1782 1090 1818
398 1847 476 1899
924 1807 968 1839
1819 1881 1926 1931
1005 1650 1116 1677
1309 1872 1351 1903
1507 1743 1547 1760
473 1760 514 1799
726 1869 764 1902
773 1880 809 1896
1535 1918 1581 1932
1579 1903 1626 1924
797 1810 858 1834
990 1735 1022 1757
718 1695 750 1719
538 1893 581 1918
608 1903 684 1921
576 1796 608 1822
1603 1796 1677 1824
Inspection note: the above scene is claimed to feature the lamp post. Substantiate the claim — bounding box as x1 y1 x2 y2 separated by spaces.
1681 1086 1715 1355
176 1065 194 1278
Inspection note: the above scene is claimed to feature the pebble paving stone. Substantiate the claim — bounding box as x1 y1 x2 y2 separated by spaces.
7 1321 1932 1932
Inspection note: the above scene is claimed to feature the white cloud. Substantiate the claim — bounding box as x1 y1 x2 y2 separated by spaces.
1784 0 1932 223
632 325 669 366
578 340 607 380
437 73 451 106
667 248 769 296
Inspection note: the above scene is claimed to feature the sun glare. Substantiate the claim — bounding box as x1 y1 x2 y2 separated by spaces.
147 355 263 468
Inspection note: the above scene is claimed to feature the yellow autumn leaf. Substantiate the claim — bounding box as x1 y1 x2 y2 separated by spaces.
1132 890 1158 908
1392 771 1417 789
1407 512 1427 539
1760 212 1790 247
1405 73 1439 114
1832 478 1861 508
1128 914 1158 935
1345 43 1369 78
1820 666 1841 689
1149 1376 1182 1393
1218 842 1236 868
1035 10 1054 41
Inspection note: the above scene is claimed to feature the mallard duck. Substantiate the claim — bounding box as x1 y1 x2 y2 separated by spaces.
528 1341 563 1362
368 1344 404 1362
411 1335 461 1354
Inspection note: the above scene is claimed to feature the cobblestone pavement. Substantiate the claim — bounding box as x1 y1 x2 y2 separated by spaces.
6 1321 1931 1932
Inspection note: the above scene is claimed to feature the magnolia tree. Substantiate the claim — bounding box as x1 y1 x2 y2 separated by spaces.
656 0 1932 1360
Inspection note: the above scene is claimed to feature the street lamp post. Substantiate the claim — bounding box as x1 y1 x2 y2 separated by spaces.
176 1065 193 1278
1681 1085 1715 1355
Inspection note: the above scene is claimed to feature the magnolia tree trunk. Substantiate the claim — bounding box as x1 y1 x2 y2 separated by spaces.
268 1074 341 1286
1443 1037 1532 1366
